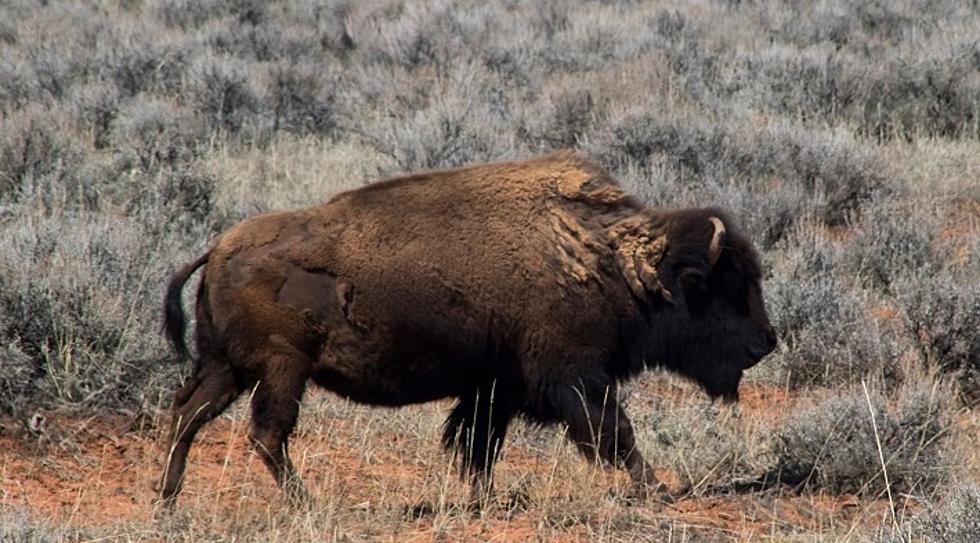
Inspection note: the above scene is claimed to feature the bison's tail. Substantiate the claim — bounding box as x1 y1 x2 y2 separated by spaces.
163 252 210 364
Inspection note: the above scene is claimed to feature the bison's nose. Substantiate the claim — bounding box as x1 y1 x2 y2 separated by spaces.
746 327 778 368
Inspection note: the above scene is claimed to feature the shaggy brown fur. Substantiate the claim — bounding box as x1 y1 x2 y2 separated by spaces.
159 151 777 506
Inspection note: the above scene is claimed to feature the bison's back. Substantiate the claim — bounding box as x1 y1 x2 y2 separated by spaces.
322 151 634 323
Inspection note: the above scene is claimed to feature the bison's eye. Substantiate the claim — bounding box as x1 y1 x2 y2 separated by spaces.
680 268 708 292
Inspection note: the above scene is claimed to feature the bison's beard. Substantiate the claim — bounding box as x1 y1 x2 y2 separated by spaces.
678 361 743 402
645 334 746 402
641 303 766 401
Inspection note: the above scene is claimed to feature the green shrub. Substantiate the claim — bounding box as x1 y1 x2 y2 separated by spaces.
68 82 121 150
839 199 949 292
0 57 38 112
765 375 954 496
266 61 338 136
0 105 85 206
187 56 260 136
909 483 980 543
124 167 218 233
0 343 34 416
111 98 205 173
632 390 762 493
0 213 198 411
586 110 889 244
0 509 76 543
876 483 980 543
99 31 190 98
896 272 980 404
762 225 899 387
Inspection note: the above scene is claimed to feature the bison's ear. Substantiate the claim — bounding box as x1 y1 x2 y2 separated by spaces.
609 217 674 304
708 216 727 266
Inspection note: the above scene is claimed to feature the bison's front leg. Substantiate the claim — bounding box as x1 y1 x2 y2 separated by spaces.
546 378 670 502
442 381 518 507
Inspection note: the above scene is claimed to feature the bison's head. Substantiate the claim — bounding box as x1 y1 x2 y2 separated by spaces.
642 208 777 401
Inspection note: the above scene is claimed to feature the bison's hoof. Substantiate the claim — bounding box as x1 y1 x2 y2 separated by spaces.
622 482 674 505
404 500 438 519
285 490 314 510
150 497 186 524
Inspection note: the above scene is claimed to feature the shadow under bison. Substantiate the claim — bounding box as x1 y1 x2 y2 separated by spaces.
158 151 777 507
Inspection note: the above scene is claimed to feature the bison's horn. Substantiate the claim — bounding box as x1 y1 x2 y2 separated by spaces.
708 216 726 266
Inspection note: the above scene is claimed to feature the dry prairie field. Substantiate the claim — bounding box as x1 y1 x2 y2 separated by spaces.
1 0 979 541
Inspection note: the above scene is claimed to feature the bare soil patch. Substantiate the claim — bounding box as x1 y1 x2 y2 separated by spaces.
1 384 911 540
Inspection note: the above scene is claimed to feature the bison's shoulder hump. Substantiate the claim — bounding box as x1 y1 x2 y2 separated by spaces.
329 151 630 208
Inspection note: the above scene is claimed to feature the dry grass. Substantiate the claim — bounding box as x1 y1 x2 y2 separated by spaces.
7 375 967 541
202 135 390 218
1 0 978 540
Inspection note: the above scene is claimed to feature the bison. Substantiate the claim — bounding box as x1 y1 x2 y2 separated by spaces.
158 151 777 507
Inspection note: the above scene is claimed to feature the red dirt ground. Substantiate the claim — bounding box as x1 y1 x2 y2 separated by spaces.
0 384 904 541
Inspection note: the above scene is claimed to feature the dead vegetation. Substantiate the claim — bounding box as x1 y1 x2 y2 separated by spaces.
1 0 978 540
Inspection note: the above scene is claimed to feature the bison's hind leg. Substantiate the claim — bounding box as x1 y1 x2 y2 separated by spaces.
442 381 517 505
159 360 241 508
247 341 311 505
